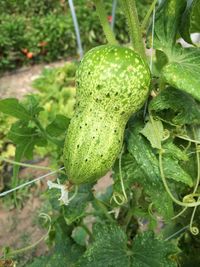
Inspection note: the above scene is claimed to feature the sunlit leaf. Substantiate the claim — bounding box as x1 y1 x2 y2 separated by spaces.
140 118 164 149
162 47 200 101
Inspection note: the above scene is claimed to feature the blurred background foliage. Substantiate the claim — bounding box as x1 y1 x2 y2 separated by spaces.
0 0 151 73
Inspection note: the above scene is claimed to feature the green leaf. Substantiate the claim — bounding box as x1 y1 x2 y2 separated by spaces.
148 0 186 50
77 224 130 267
23 95 43 117
72 226 88 247
162 141 189 162
131 231 178 267
0 98 31 121
180 0 200 44
63 184 93 225
162 47 200 101
162 155 193 187
150 87 200 125
126 122 173 220
140 118 164 149
46 114 70 137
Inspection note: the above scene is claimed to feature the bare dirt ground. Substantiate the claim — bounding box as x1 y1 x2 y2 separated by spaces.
0 61 66 99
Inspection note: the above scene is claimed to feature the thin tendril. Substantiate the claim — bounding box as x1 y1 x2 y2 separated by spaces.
159 150 200 208
111 192 127 206
172 129 200 222
119 145 128 202
0 157 53 171
176 135 200 144
3 213 51 257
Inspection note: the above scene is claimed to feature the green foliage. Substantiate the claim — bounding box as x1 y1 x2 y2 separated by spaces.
148 0 200 101
1 1 200 266
77 224 178 267
149 87 200 125
180 0 200 44
131 231 178 267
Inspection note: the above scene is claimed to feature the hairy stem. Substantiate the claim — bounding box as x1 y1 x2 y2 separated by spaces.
141 0 158 31
94 0 118 45
121 0 146 59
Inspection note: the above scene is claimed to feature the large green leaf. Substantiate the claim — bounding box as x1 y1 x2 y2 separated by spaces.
131 232 178 267
180 0 200 44
148 0 186 50
162 47 200 101
0 98 31 121
126 122 174 219
150 87 200 125
77 224 130 267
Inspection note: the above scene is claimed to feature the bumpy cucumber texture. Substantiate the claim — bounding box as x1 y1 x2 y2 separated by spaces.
64 45 150 184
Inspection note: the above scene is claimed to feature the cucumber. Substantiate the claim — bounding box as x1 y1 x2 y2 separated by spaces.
64 45 150 184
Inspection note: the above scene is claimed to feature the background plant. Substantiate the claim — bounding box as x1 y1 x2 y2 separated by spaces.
0 0 200 266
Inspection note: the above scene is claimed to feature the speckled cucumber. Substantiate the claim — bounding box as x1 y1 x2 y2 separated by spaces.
64 45 150 184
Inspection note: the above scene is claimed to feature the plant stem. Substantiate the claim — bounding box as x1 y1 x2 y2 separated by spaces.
141 0 158 31
34 118 62 147
80 223 94 241
94 0 118 45
121 0 146 59
95 199 115 222
0 157 52 171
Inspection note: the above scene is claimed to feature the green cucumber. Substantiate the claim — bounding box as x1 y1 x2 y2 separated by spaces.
64 45 150 184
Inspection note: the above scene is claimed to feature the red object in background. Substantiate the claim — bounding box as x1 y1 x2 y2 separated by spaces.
108 15 112 23
38 41 48 47
21 48 28 54
26 52 33 59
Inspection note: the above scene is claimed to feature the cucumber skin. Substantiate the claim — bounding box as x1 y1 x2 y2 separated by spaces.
64 45 150 184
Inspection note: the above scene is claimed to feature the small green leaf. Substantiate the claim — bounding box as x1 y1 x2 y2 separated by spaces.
72 226 88 247
46 114 70 137
131 231 178 267
162 156 193 187
0 98 31 121
63 184 93 225
162 47 200 101
77 224 130 267
140 118 164 149
150 87 200 125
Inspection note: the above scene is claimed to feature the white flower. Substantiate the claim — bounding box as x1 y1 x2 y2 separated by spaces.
47 180 78 205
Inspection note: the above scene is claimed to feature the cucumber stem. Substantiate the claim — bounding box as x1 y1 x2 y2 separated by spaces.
141 0 158 31
121 0 146 59
94 0 118 45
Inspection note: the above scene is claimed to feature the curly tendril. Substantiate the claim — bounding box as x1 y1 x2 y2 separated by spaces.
159 150 200 208
2 213 51 258
111 192 127 206
170 130 200 234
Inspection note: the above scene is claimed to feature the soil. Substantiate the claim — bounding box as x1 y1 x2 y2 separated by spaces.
0 60 66 99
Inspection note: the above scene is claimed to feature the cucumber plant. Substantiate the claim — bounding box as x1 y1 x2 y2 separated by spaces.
0 0 200 266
